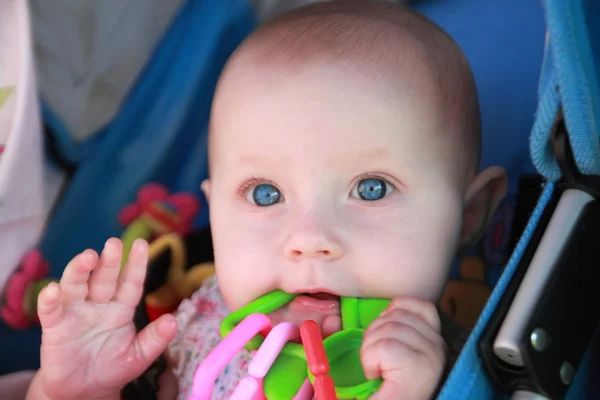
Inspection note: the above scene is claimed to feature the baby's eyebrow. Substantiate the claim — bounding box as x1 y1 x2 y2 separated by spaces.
229 148 396 172
233 153 282 166
327 148 390 166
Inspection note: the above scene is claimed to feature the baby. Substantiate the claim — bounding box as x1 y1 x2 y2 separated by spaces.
26 1 507 399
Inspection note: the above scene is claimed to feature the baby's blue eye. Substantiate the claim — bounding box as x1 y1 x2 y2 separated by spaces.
353 178 393 201
251 184 282 206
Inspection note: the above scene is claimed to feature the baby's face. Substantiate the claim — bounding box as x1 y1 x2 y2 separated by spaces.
205 63 470 332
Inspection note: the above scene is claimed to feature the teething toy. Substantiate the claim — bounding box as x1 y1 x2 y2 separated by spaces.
300 320 336 400
190 291 391 400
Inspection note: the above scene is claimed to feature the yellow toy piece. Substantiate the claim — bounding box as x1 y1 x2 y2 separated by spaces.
145 233 215 320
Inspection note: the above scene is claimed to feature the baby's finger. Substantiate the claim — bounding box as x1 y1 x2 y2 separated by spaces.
88 238 123 303
361 335 444 400
382 297 441 333
365 308 439 347
37 282 64 330
127 314 177 378
59 250 98 303
360 335 421 380
363 321 435 358
114 239 149 307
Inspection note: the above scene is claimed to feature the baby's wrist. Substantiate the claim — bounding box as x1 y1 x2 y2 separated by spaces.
25 372 52 400
26 370 122 400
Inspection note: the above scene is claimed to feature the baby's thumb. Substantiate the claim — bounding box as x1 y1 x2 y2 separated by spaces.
132 314 177 370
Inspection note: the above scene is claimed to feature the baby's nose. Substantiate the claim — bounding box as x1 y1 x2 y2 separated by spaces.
284 233 343 261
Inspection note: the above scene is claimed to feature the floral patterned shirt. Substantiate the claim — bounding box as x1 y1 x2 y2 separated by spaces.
168 275 253 400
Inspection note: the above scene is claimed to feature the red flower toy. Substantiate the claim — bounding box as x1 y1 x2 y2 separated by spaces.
1 250 55 329
119 183 200 236
117 183 200 270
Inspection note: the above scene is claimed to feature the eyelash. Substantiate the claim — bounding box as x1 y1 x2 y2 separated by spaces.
350 173 399 195
236 176 281 199
237 173 400 200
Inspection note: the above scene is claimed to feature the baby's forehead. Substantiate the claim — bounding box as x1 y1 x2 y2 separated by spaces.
210 1 480 177
236 2 460 85
219 2 471 119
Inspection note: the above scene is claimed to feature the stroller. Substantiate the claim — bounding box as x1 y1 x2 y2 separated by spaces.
438 0 600 398
1 0 599 399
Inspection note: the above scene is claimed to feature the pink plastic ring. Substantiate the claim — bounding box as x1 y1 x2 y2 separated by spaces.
189 313 271 400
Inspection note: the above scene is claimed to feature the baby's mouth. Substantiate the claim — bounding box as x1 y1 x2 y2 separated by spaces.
308 292 340 301
267 292 343 338
292 292 341 312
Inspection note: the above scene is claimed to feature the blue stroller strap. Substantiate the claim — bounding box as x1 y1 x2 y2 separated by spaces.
531 0 600 179
438 183 556 399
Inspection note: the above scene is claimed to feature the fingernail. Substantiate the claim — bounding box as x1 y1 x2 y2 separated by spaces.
158 317 177 335
44 282 60 299
134 239 147 251
82 250 96 262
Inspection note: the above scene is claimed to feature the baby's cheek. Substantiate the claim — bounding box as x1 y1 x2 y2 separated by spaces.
216 263 272 311
216 270 248 311
212 219 278 310
363 215 456 301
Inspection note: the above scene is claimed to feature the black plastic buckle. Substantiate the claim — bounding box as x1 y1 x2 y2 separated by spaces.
479 109 600 399
550 109 600 197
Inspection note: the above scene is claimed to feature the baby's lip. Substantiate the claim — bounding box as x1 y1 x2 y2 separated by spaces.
290 288 343 297
267 293 342 338
290 294 340 313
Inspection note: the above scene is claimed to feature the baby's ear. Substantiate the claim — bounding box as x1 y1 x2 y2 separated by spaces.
201 179 211 204
460 166 508 249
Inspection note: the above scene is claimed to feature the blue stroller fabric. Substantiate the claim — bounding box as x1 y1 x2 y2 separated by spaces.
38 0 254 273
413 0 545 194
438 0 600 398
0 0 255 374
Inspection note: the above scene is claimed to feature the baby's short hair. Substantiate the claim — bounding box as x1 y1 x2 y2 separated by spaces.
216 0 481 174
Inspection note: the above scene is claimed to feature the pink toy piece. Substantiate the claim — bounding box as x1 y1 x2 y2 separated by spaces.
293 379 314 400
188 313 272 400
230 377 258 400
1 250 50 329
189 314 315 400
249 322 299 378
230 322 303 400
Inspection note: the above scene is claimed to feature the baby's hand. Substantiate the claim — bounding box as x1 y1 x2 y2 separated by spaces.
361 297 447 400
35 238 177 400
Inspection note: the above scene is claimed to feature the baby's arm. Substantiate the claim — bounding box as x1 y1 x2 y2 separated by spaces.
26 238 178 400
